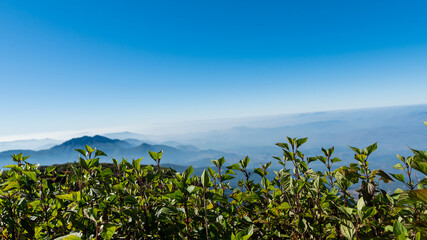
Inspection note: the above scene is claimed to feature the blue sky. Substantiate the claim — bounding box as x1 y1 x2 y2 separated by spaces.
1 1 427 140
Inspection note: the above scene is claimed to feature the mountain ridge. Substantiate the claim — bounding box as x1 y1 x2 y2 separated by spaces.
0 135 242 168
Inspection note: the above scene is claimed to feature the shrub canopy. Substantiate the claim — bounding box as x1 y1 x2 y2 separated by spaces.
1 126 427 239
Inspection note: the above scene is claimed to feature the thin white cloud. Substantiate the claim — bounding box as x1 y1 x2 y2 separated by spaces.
0 126 131 142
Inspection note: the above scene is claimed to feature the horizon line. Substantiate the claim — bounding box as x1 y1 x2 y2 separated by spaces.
0 103 425 142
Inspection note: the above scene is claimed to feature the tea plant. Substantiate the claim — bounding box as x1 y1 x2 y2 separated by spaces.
0 124 426 239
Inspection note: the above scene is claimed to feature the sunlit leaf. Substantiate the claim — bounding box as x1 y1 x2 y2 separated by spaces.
54 233 82 240
101 168 113 178
408 189 427 204
391 173 405 183
101 223 119 240
3 181 20 191
393 221 407 236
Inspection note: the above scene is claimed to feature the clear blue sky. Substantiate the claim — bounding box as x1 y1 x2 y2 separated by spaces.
1 0 427 139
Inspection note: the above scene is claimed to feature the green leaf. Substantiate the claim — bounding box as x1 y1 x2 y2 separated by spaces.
113 183 124 191
143 165 153 173
101 168 113 178
313 175 320 190
183 166 193 182
244 193 260 202
321 147 328 156
317 156 327 164
23 171 37 182
363 206 377 219
83 208 96 222
419 177 427 188
240 156 250 168
79 157 88 169
85 144 94 154
87 158 99 168
300 161 308 171
254 168 264 177
233 225 254 240
211 159 219 167
74 149 87 157
408 189 427 204
338 206 354 216
101 223 119 240
277 202 291 210
3 164 18 169
385 225 393 232
412 160 427 175
212 194 228 203
29 200 41 209
410 148 427 161
124 196 138 205
393 221 407 236
165 190 184 202
396 154 406 163
275 142 289 150
396 190 413 205
296 137 308 148
201 169 210 188
156 207 178 217
307 157 317 164
354 154 366 162
55 193 75 201
242 224 254 240
122 209 137 219
391 173 405 183
283 150 294 160
357 197 365 218
132 158 142 172
286 137 295 145
54 233 82 240
328 146 335 155
206 203 214 210
95 149 107 157
207 167 216 178
218 157 225 166
340 220 355 240
3 181 20 191
148 150 158 160
365 142 377 155
220 174 235 181
45 166 56 174
415 232 421 240
376 169 393 183
349 146 362 154
331 157 341 163
261 177 269 189
187 185 196 193
227 163 241 171
393 163 404 170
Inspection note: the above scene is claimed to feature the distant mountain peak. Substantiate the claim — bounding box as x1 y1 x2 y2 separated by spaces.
61 135 113 144
103 131 146 140
52 135 132 150
176 145 199 152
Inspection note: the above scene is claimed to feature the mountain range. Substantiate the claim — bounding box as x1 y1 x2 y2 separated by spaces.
0 138 60 152
0 135 242 168
97 105 427 171
1 104 426 172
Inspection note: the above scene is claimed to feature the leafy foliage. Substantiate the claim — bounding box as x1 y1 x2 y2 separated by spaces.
1 129 427 239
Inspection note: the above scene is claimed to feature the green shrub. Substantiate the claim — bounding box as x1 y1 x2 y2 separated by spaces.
1 125 426 239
